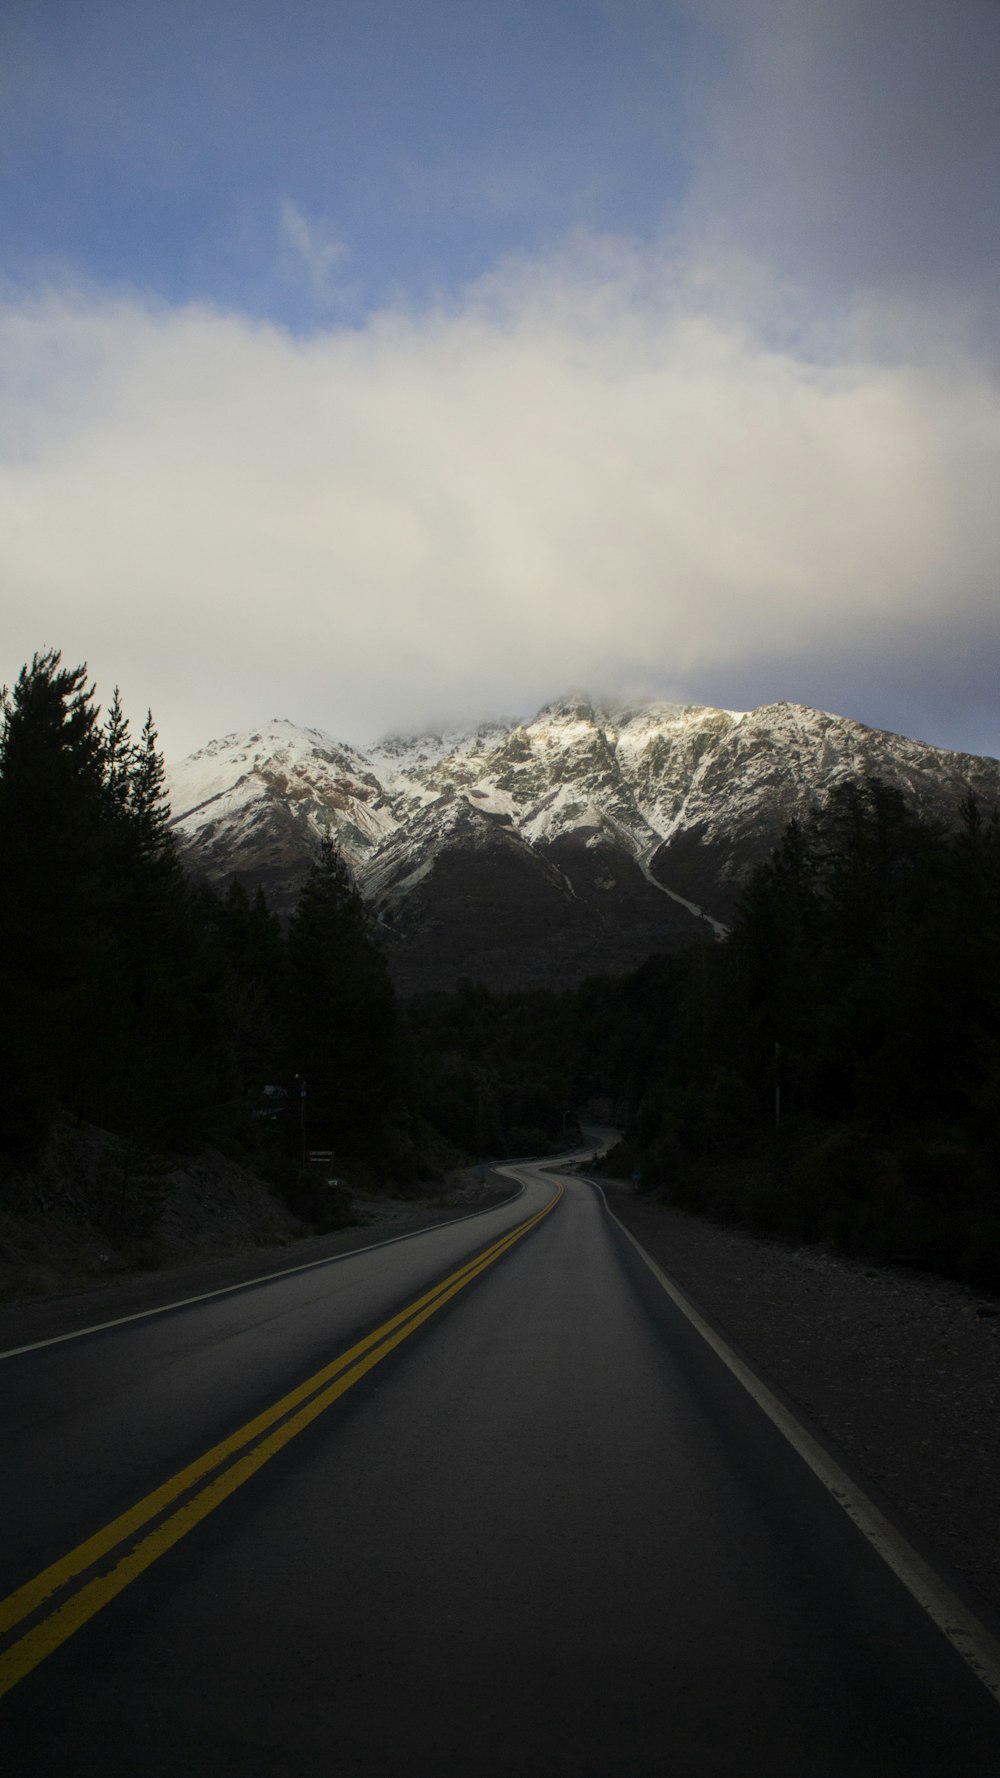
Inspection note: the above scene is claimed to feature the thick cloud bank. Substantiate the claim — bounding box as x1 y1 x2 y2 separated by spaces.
2 242 999 758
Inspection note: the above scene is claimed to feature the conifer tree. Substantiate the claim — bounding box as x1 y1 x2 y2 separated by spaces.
101 687 135 824
0 651 236 1166
0 651 118 1151
285 837 402 1151
210 880 286 1093
129 710 172 861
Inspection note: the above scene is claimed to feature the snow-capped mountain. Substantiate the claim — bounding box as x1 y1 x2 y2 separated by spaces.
164 720 398 910
165 699 1000 992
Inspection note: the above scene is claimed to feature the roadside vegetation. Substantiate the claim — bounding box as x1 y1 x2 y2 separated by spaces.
0 651 576 1280
595 779 1000 1292
3 648 998 1293
0 652 449 1241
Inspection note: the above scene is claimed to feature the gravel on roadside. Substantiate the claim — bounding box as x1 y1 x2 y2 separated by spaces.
596 1177 1000 1627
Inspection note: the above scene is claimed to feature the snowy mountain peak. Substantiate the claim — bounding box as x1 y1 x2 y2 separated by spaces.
164 694 1000 991
533 693 598 723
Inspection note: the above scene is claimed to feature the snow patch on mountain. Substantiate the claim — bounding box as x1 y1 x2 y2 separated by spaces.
521 786 618 848
167 717 397 871
165 696 1000 950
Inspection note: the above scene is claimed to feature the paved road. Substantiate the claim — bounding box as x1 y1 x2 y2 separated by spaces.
2 1161 1000 1775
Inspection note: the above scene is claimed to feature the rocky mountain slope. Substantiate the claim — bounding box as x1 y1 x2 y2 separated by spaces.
166 697 1000 992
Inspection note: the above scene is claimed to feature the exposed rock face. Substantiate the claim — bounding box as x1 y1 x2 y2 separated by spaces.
359 791 708 995
165 722 397 909
643 702 1000 917
165 700 1000 991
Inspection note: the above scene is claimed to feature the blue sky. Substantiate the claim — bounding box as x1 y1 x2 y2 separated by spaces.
3 1 698 323
2 0 999 762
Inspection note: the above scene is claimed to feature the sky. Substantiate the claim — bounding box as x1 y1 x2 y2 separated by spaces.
2 0 999 763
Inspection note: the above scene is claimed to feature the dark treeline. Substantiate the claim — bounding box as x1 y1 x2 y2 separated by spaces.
0 653 423 1231
406 777 1000 1290
408 981 582 1160
407 962 678 1161
0 652 579 1239
600 778 1000 1290
5 651 998 1287
0 651 213 1166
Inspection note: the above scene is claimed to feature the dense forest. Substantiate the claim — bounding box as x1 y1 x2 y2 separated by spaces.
407 773 1000 1290
0 653 419 1228
595 779 1000 1290
3 650 999 1290
0 651 584 1237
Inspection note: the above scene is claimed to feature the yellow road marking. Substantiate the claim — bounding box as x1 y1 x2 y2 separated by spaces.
0 1181 561 1698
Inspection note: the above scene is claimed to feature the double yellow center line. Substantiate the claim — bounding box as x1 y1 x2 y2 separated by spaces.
0 1179 561 1699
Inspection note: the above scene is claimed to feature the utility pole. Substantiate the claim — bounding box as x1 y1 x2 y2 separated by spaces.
295 1075 307 1162
774 1042 781 1132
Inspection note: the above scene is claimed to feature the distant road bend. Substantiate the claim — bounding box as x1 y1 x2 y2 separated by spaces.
2 1150 1000 1775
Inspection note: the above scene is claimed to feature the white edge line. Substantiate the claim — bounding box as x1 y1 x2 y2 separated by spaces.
589 1178 1000 1706
0 1183 526 1364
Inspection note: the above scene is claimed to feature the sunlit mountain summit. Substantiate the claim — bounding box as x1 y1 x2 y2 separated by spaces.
166 697 1000 992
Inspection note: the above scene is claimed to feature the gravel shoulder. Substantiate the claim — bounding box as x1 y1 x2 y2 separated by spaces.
597 1176 1000 1627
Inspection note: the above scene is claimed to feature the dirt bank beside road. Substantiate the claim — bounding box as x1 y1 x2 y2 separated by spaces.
0 1171 515 1355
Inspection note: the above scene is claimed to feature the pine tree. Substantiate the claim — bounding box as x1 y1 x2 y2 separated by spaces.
0 652 236 1166
0 651 119 1152
285 837 403 1152
129 710 172 861
210 880 286 1094
101 686 135 824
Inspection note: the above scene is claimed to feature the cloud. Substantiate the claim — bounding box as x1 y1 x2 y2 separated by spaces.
277 200 353 308
683 0 1000 355
1 237 998 761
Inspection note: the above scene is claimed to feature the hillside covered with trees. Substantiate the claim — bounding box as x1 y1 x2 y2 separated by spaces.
596 779 1000 1289
3 649 998 1293
0 653 431 1240
0 652 582 1259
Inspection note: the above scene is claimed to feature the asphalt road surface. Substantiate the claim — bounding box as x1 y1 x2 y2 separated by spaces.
2 1160 1000 1776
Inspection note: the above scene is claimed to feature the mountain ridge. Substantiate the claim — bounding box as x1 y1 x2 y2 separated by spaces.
165 697 1000 992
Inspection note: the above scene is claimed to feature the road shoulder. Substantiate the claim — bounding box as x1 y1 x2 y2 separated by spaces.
594 1176 1000 1628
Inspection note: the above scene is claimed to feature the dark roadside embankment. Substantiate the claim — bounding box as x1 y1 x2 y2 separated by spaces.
0 1159 516 1354
596 1175 1000 1626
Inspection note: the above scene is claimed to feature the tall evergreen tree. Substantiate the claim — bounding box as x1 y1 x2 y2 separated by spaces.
0 650 239 1167
101 687 135 824
129 710 172 861
0 651 122 1152
285 838 403 1152
209 880 286 1094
